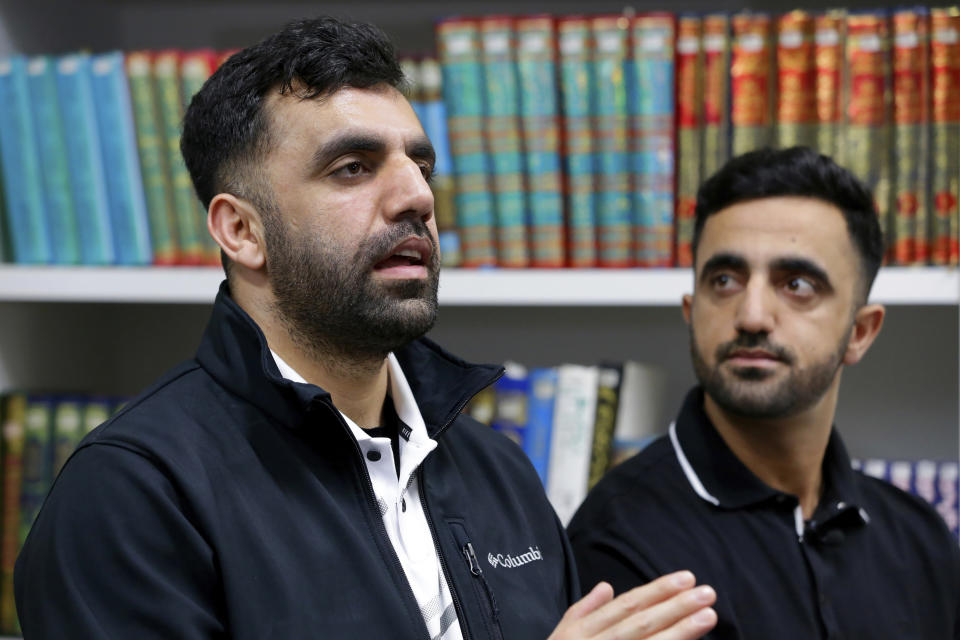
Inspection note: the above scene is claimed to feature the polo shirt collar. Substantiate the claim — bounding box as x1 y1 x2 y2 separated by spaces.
672 387 868 523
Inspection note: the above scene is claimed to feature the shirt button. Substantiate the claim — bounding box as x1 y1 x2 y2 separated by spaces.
366 450 382 462
401 497 407 512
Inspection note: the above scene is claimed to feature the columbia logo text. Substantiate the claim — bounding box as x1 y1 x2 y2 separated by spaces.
487 546 542 569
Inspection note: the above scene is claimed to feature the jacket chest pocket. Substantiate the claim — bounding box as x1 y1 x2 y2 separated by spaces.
449 520 505 640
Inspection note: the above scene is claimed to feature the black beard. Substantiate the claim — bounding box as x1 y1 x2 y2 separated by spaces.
266 215 440 363
690 327 849 419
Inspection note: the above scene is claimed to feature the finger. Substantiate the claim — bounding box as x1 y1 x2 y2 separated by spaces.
561 582 615 623
579 571 696 636
602 586 717 640
646 607 718 640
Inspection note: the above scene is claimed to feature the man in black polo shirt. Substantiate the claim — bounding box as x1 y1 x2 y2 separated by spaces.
568 147 960 639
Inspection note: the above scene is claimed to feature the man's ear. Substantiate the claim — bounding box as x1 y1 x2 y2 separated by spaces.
208 194 266 271
682 293 694 326
843 303 885 366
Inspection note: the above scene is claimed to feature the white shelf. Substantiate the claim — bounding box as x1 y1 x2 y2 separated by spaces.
0 265 956 306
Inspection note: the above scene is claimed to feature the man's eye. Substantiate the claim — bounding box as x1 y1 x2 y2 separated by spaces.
420 163 434 182
712 273 734 289
334 161 364 177
785 277 816 297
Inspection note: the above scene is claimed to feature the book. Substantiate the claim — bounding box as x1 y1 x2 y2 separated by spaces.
489 361 530 448
0 55 51 264
525 366 557 487
814 10 848 162
480 16 529 268
52 396 84 476
90 51 153 265
127 50 179 266
609 361 668 468
81 396 112 435
437 18 497 267
155 50 205 265
557 16 597 268
931 8 960 266
776 11 817 149
587 363 622 490
180 50 221 266
701 13 731 181
674 14 702 268
19 395 54 547
845 12 893 259
590 14 632 267
546 364 599 525
418 57 461 268
515 14 565 268
891 8 930 266
630 13 675 267
0 393 26 634
55 52 114 265
730 12 775 157
26 55 81 265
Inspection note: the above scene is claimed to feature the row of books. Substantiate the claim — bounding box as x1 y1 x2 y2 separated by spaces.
466 361 960 539
853 458 960 539
0 50 224 266
466 360 671 525
0 392 126 634
432 8 960 269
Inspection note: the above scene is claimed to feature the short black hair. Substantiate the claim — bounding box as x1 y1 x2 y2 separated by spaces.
692 146 884 302
181 16 405 212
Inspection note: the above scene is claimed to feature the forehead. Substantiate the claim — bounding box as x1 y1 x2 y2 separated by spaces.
696 196 858 273
264 84 424 147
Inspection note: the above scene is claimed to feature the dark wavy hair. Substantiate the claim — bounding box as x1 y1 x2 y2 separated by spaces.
692 146 884 303
181 16 405 212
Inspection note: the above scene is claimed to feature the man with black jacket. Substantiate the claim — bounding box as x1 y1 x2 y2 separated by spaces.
15 17 717 640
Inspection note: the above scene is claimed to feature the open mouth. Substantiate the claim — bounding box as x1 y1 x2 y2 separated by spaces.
373 237 432 276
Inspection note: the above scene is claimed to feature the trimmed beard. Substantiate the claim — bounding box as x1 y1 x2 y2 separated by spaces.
265 212 440 363
690 325 850 419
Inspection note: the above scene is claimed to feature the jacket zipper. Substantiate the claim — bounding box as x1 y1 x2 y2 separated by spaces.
420 472 473 640
462 541 502 630
321 402 433 640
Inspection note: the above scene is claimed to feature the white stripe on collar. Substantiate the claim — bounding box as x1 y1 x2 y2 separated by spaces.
669 421 721 507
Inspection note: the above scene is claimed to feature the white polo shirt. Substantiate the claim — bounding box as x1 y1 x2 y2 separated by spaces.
272 350 464 640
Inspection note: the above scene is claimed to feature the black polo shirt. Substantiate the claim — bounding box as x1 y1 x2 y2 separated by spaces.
568 387 960 640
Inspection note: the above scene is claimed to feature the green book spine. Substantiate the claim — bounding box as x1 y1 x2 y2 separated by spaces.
0 393 26 634
155 50 204 265
127 51 179 265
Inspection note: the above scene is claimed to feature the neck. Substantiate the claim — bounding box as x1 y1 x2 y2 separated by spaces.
702 383 841 519
232 279 391 429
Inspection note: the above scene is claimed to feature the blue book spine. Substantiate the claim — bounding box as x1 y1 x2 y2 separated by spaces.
55 53 114 265
630 15 676 267
525 367 557 487
90 51 152 265
27 55 81 265
0 56 51 264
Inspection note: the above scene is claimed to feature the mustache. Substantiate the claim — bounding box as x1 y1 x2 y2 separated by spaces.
358 220 439 267
715 332 795 365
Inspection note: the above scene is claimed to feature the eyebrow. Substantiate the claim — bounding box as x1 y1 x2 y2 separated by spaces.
699 252 748 284
308 133 436 174
769 256 833 290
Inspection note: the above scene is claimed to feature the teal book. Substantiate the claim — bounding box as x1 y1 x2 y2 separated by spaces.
437 17 497 268
55 52 114 265
26 55 81 265
630 14 676 267
590 15 632 267
0 55 52 264
558 16 597 268
90 51 152 265
516 14 565 268
480 16 529 267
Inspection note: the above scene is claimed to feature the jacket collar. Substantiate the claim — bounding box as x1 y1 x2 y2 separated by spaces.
671 387 866 517
195 281 503 437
